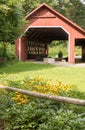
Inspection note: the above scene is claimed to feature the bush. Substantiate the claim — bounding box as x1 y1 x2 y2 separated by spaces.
0 47 4 58
58 51 63 58
0 42 15 60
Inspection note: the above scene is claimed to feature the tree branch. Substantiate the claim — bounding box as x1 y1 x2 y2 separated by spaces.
0 85 85 106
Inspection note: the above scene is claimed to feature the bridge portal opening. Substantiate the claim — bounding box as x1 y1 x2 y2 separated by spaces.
26 27 69 61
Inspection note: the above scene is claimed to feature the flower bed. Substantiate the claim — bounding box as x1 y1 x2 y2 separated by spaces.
0 76 85 130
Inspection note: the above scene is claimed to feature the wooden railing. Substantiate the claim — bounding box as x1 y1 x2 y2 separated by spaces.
0 85 85 106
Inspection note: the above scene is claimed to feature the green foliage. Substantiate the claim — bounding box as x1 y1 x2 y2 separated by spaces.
6 43 15 60
49 43 68 58
23 0 56 15
0 91 85 129
67 89 85 100
49 43 81 58
58 51 63 58
0 77 85 130
0 0 26 42
0 43 4 58
50 41 67 47
0 42 16 67
0 42 15 60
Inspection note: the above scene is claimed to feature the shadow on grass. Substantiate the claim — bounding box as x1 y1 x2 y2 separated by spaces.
0 60 56 74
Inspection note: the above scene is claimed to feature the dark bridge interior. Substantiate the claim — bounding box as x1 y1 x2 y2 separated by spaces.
26 27 68 60
27 27 68 42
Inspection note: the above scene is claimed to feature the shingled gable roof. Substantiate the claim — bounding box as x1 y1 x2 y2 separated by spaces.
25 3 85 35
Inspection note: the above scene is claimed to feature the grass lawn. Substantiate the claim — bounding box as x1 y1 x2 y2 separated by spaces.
48 45 81 58
0 61 85 92
49 45 68 58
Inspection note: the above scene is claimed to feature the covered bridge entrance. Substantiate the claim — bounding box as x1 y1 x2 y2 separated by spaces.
16 3 85 64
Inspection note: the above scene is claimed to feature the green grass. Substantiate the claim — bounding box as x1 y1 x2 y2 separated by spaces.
48 45 81 58
49 45 68 58
0 61 85 92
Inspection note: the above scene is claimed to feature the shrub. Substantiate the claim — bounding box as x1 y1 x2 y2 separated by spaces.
0 42 15 60
58 50 63 58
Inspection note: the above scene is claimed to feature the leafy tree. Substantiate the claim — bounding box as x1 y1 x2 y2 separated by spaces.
23 0 56 15
22 0 40 15
0 0 26 43
67 0 85 29
54 0 85 29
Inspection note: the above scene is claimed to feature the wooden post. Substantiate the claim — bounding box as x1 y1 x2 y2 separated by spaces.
20 36 28 61
82 46 85 62
0 85 85 106
68 37 75 64
45 43 48 57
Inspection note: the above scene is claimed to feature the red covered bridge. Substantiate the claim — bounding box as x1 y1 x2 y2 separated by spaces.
16 3 85 64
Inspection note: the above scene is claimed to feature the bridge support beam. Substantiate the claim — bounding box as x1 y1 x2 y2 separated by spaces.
82 45 85 62
68 37 75 64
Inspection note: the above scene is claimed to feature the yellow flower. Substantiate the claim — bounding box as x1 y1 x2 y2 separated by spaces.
16 94 21 98
24 95 28 98
15 92 19 94
17 102 22 105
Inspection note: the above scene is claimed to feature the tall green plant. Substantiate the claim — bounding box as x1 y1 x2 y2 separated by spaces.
0 42 15 59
